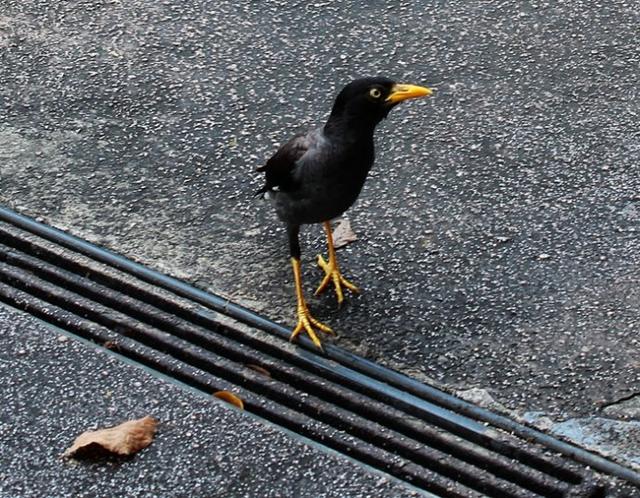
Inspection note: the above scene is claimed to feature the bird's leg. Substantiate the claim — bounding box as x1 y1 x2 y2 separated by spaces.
286 225 333 349
315 221 360 305
290 257 334 349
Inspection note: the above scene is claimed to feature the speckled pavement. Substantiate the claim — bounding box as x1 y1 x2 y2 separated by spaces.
1 0 639 480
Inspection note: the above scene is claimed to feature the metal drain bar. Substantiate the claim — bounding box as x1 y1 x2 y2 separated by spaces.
0 207 638 497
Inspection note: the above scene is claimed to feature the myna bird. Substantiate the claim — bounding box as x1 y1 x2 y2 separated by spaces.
257 77 433 349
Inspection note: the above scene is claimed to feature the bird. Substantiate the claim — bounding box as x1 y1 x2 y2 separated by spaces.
257 77 433 349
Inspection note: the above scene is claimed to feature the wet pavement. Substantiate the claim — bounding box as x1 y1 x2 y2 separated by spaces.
1 0 639 479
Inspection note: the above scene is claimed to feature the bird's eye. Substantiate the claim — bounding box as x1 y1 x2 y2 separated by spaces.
369 87 382 99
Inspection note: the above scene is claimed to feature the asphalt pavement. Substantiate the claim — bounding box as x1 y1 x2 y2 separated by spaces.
1 0 639 482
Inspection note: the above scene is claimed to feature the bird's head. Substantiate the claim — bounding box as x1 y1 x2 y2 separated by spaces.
326 77 433 134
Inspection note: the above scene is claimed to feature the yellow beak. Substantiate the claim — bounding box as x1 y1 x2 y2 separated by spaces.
385 83 433 104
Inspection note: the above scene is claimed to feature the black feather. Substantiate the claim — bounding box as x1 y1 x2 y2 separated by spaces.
256 77 398 227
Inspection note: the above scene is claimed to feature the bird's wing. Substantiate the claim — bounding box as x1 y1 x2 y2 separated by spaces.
257 132 310 192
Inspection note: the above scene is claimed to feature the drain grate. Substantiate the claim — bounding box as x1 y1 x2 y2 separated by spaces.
0 206 638 497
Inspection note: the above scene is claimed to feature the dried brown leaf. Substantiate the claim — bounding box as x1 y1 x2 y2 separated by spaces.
214 390 244 410
63 416 158 458
246 363 271 378
332 218 358 249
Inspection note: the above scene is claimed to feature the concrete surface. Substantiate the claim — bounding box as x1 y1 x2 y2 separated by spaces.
0 304 422 498
1 0 639 473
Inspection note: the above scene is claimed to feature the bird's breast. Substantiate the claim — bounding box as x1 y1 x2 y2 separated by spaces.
273 148 374 225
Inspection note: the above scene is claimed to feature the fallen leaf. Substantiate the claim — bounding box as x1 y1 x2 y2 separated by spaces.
214 391 244 410
63 416 158 458
332 218 358 249
246 364 271 378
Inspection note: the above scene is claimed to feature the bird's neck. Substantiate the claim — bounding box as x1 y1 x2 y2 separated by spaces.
323 113 378 144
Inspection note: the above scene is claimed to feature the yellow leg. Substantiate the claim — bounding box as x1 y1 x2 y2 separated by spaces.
290 257 334 349
314 221 360 305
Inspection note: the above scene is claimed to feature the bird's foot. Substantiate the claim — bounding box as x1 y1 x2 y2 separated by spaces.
290 305 334 350
314 254 360 306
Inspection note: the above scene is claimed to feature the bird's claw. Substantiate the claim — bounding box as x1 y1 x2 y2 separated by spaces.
290 306 334 350
314 254 360 305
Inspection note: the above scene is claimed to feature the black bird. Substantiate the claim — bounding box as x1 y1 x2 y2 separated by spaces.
257 77 432 349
